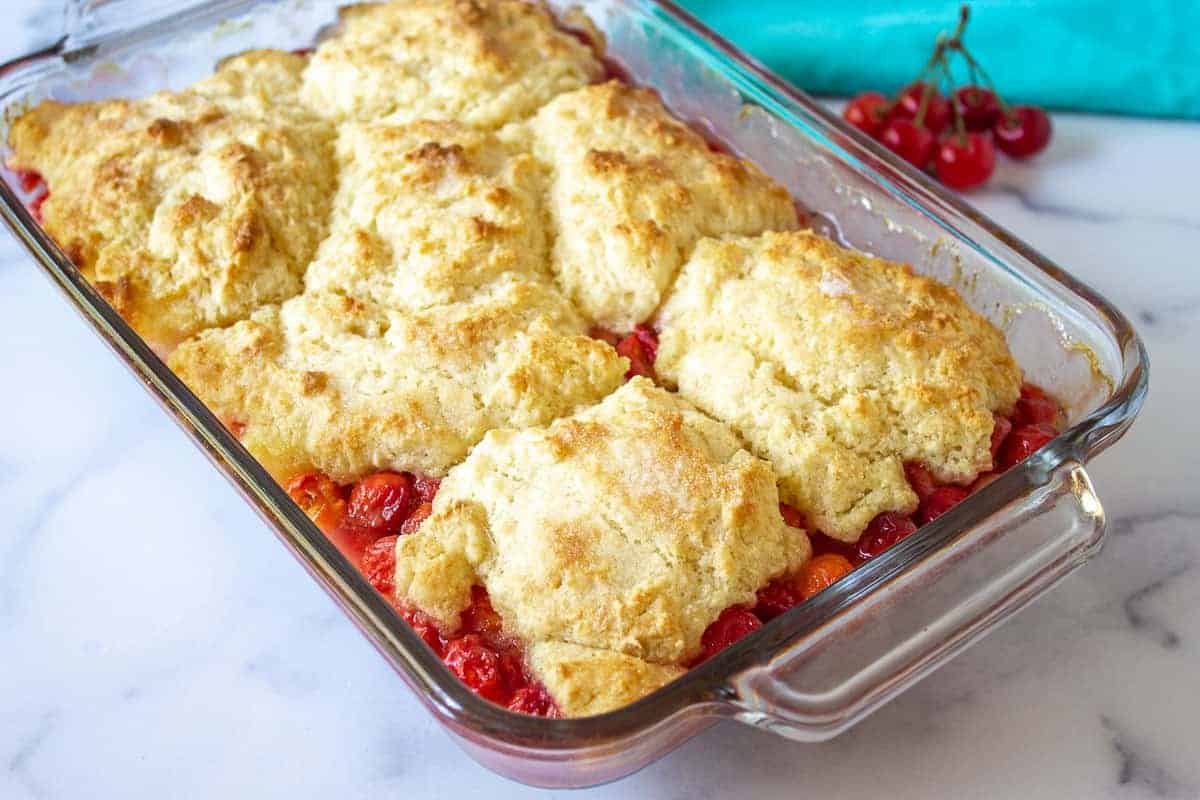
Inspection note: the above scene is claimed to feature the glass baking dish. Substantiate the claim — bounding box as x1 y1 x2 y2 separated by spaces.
0 0 1148 788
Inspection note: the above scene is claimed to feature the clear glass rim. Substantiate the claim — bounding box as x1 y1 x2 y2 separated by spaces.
0 0 1149 753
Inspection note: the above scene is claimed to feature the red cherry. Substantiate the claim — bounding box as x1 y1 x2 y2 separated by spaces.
843 91 890 137
413 474 442 504
460 586 504 639
918 486 970 525
954 85 1001 131
753 578 802 621
1012 384 1059 428
507 684 558 717
401 607 446 656
346 472 413 533
631 324 659 361
806 530 861 563
285 470 346 530
696 606 762 663
998 423 1057 469
994 106 1052 158
903 462 938 501
892 82 952 133
14 168 43 194
616 330 655 380
778 502 807 530
879 118 936 168
798 554 855 600
934 131 996 190
361 535 398 596
399 501 433 535
990 414 1014 465
443 635 507 702
496 647 529 694
30 192 46 223
856 512 918 561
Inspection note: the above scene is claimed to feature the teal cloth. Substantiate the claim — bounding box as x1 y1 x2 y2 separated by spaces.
677 1 1200 119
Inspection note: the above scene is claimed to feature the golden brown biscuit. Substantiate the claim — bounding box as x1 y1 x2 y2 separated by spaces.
655 231 1023 541
514 81 798 329
527 641 684 717
391 379 809 715
8 63 335 350
167 277 626 481
191 49 314 122
300 0 603 127
303 120 550 309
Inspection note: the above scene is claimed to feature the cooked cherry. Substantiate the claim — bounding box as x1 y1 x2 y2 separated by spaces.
461 586 504 639
413 474 442 504
993 106 1052 158
856 512 918 560
29 192 47 223
754 578 802 621
346 471 413 533
1012 384 1059 428
953 85 1001 131
362 535 398 596
879 118 936 168
918 486 970 525
934 131 996 190
443 635 507 702
400 501 433 535
904 462 938 501
631 324 659 361
844 91 889 137
696 606 762 663
778 502 807 529
507 684 558 717
990 413 1014 464
401 607 446 656
798 554 854 600
285 471 346 530
14 168 43 193
807 530 860 563
998 422 1057 469
616 331 655 379
496 647 528 693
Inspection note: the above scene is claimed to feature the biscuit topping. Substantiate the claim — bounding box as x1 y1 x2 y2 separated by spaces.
656 230 1023 540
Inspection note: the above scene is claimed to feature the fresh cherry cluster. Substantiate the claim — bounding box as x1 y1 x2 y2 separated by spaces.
842 5 1052 190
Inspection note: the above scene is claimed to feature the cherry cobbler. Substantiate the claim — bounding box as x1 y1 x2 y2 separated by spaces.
7 0 1063 718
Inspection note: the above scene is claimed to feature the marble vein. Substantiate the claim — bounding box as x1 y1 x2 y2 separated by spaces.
1122 563 1192 650
1102 715 1194 799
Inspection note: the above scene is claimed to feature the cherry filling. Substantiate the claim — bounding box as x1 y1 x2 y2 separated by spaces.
11 168 47 223
285 360 1058 712
286 469 561 717
591 324 659 381
693 381 1064 655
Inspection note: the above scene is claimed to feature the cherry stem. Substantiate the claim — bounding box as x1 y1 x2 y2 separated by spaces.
936 50 967 143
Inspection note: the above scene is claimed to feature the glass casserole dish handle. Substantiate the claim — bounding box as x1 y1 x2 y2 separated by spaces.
0 0 1147 788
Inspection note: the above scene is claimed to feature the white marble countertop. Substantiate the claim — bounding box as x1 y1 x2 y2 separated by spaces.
2 4 1198 798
